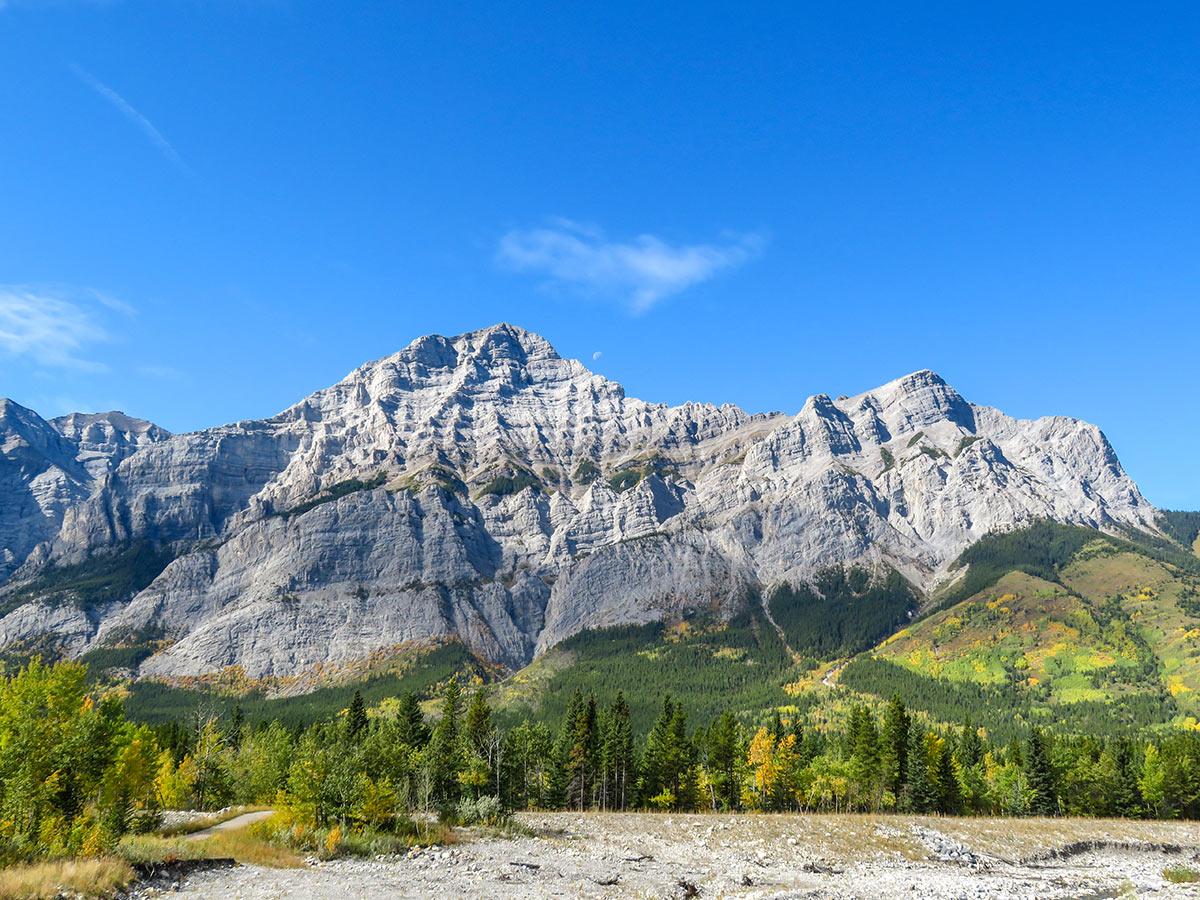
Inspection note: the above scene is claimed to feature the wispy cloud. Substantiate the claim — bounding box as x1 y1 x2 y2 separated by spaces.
496 219 763 313
0 286 128 370
71 63 192 175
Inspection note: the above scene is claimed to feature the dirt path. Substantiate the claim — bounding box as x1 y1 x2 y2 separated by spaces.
821 661 845 686
184 810 275 841
154 812 1200 899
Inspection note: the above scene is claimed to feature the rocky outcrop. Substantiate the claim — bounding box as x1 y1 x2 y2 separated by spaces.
0 325 1159 679
0 400 169 581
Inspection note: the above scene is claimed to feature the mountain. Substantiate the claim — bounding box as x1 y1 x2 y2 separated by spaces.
0 324 1161 684
0 400 169 582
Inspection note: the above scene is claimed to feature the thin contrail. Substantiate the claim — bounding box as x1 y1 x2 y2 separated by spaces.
71 63 192 176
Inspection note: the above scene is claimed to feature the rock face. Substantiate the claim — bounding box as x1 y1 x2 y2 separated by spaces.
0 324 1158 679
0 400 169 582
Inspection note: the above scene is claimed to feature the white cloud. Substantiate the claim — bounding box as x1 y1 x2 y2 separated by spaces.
497 219 762 313
71 64 192 175
0 286 127 369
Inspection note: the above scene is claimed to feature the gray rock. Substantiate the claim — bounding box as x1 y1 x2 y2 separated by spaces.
0 324 1159 679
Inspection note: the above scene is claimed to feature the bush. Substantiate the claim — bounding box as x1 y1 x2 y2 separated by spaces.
1164 866 1200 884
453 795 506 826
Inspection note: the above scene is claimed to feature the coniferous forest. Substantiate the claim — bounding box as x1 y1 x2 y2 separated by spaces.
5 656 1199 866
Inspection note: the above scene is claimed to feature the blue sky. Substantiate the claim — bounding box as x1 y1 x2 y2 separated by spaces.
1 2 1197 507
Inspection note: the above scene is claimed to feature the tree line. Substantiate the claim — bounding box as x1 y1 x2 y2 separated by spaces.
3 659 1199 865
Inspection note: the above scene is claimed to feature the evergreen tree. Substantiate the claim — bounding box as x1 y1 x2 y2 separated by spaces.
566 694 599 810
705 710 741 811
958 717 984 769
395 691 430 749
346 690 368 741
934 738 963 814
229 704 245 748
426 677 464 803
638 695 677 807
1026 728 1059 816
901 726 937 813
602 693 634 810
463 688 498 800
769 709 785 742
668 704 699 811
848 705 880 807
1108 737 1141 817
548 690 584 808
881 694 910 800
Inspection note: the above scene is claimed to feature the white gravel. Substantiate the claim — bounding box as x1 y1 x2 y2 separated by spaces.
138 812 1200 900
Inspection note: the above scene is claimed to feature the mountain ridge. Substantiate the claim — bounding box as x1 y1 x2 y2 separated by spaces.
0 323 1161 682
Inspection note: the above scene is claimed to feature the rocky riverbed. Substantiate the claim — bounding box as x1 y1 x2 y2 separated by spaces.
139 812 1200 900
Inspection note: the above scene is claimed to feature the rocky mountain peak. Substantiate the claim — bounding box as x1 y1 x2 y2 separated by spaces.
0 326 1162 681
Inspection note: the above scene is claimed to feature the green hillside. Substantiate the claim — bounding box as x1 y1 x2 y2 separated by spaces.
841 521 1200 737
112 518 1200 745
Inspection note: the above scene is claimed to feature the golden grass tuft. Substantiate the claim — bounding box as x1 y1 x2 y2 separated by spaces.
0 857 134 900
200 830 303 868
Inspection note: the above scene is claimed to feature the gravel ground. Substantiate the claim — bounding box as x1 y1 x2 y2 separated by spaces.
136 812 1200 900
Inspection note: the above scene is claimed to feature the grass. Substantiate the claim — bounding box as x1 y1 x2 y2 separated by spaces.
1164 865 1200 883
119 829 303 869
0 858 134 900
158 804 272 837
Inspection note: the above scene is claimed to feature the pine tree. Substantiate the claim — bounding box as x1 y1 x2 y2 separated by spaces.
396 691 430 749
638 695 677 807
567 695 598 810
705 710 741 811
934 738 963 814
848 705 880 806
769 709 785 742
609 696 638 816
668 704 699 811
958 717 984 769
463 688 498 800
1026 727 1058 816
346 690 368 740
1109 737 1141 817
548 690 584 809
881 694 910 800
426 677 464 803
229 704 245 748
901 726 937 813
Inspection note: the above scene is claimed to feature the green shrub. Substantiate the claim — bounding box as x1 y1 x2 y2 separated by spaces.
478 469 542 498
1164 865 1200 884
453 794 506 826
284 472 387 519
607 469 643 492
572 460 599 485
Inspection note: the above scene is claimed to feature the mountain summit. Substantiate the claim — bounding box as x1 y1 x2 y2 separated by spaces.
0 325 1156 680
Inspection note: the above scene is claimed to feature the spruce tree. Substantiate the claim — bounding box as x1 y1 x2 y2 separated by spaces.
602 693 634 811
706 710 740 811
548 690 584 808
1109 737 1142 817
346 690 368 740
902 726 937 813
1026 727 1058 816
668 704 699 811
396 691 430 749
638 695 676 806
934 739 963 814
567 695 598 810
881 694 910 799
958 717 983 768
427 677 464 803
229 704 245 748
